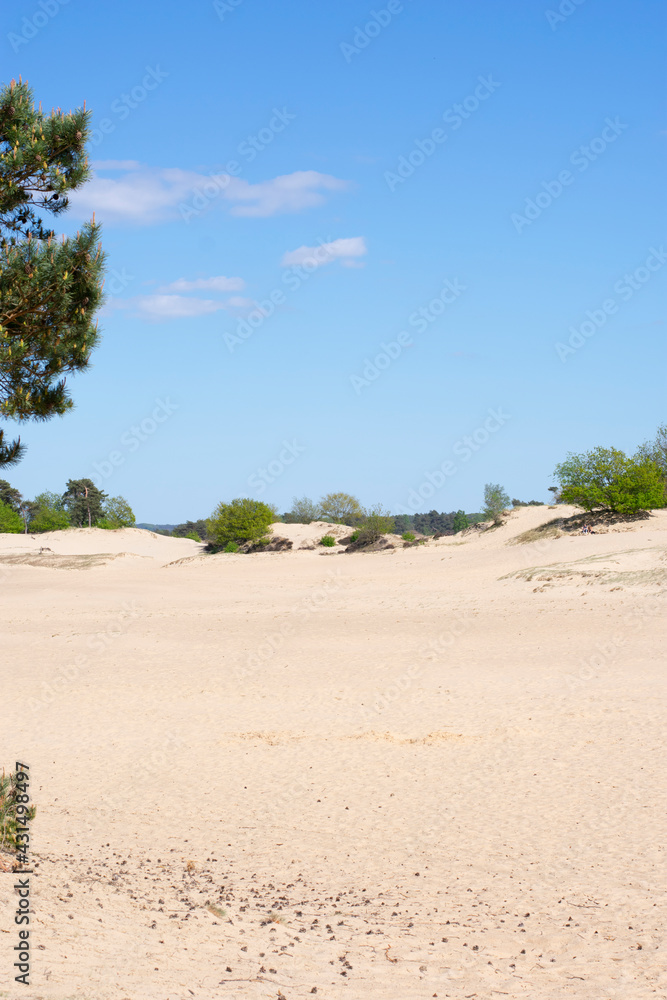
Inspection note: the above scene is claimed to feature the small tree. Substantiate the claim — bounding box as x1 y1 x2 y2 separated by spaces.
0 497 22 532
28 490 69 532
359 504 394 542
284 496 319 524
483 483 511 525
553 447 666 514
62 478 107 527
452 510 468 533
99 495 135 528
317 491 364 525
207 498 275 548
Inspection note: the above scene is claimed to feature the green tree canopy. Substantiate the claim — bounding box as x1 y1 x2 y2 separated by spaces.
0 497 22 532
452 510 468 533
483 483 511 525
553 447 666 514
62 478 107 527
207 498 276 548
0 478 21 510
0 78 105 466
99 495 135 528
317 491 364 525
28 489 68 532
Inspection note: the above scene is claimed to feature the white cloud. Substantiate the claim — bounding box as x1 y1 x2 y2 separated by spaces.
69 164 351 225
157 275 245 293
281 236 368 269
132 294 228 321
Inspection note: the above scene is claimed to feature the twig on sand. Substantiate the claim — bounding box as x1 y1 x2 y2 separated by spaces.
384 946 398 962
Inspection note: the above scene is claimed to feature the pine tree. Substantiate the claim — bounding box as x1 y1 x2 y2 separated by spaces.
0 78 105 466
62 478 107 528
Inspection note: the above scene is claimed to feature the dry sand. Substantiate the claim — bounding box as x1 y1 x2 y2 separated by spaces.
1 506 665 999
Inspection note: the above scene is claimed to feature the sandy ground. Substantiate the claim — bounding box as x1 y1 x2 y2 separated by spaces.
1 506 665 999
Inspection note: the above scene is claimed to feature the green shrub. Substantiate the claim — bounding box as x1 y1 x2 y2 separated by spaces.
207 498 276 547
319 534 336 547
350 530 360 542
224 541 239 553
554 447 666 514
401 531 416 542
483 484 511 525
452 510 468 533
184 531 201 542
0 770 36 854
0 499 23 533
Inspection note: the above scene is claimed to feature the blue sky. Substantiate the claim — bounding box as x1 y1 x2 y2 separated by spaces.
3 0 665 520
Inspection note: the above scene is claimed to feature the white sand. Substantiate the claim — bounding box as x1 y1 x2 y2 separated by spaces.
1 506 665 998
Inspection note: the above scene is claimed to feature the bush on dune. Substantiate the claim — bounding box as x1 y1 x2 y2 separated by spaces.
207 498 276 549
553 446 666 515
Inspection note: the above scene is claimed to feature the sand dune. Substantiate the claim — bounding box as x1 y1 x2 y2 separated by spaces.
1 506 665 998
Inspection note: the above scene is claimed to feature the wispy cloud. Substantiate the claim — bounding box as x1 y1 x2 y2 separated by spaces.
132 294 228 321
69 163 351 225
281 236 368 269
156 275 245 293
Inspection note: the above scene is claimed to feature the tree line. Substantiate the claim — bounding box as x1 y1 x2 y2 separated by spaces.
0 477 135 533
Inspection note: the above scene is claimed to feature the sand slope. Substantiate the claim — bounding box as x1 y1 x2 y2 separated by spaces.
1 507 665 998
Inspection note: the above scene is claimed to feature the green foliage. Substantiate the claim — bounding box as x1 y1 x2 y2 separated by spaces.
553 446 666 514
184 531 201 542
0 79 105 467
483 483 511 525
62 478 107 527
100 495 135 528
317 491 364 525
452 510 468 533
350 530 360 542
0 497 22 532
172 519 208 540
207 497 275 547
637 423 667 478
0 478 21 510
224 541 239 553
511 498 543 507
0 769 36 854
319 534 336 547
401 530 416 542
283 496 319 524
362 504 394 539
27 490 68 532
